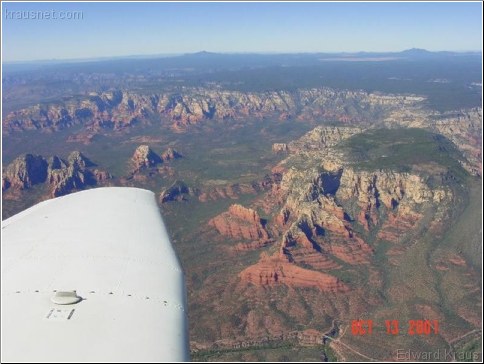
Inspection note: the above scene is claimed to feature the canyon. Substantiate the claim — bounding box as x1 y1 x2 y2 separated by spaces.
2 75 481 361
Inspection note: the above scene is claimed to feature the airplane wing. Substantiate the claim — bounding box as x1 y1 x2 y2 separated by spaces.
1 187 190 362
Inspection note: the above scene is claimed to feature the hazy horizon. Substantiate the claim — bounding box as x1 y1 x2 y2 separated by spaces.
2 1 482 62
3 48 483 65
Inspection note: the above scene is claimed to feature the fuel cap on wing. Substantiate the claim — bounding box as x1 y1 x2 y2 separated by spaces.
51 290 82 305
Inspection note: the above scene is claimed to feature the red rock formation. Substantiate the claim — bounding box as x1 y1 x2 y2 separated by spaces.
131 145 162 172
199 174 282 202
233 240 274 252
2 151 110 199
66 132 96 145
327 236 373 265
376 210 422 242
357 202 379 231
93 169 112 182
275 208 291 226
199 185 242 201
161 148 183 161
47 152 108 197
239 253 348 292
209 204 269 241
159 180 196 203
2 154 48 190
279 219 372 267
3 87 426 138
272 143 288 153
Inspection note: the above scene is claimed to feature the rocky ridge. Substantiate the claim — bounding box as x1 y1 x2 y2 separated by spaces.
209 204 270 242
209 126 454 292
159 180 197 203
2 154 48 191
3 87 425 134
2 151 111 198
3 86 480 178
131 145 183 173
131 145 163 172
198 173 282 202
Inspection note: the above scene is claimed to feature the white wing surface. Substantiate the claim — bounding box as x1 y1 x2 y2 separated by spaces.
1 187 189 362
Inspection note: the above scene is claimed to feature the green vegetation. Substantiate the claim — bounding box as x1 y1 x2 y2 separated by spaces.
2 55 481 361
192 343 334 362
3 54 481 117
454 337 482 362
339 127 469 182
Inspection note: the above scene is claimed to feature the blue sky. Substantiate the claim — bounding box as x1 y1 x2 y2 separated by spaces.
2 1 482 62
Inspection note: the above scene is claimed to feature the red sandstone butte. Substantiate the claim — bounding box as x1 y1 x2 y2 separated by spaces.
209 204 269 241
239 253 349 292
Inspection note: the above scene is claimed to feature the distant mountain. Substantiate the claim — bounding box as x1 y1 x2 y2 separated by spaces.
400 48 432 55
5 49 481 70
185 50 218 57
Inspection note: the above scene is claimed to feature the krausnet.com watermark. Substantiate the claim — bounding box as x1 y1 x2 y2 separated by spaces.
4 8 83 20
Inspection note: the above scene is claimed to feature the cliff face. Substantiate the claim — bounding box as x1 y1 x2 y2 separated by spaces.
198 173 282 202
3 90 148 133
131 145 162 172
3 87 424 134
379 107 482 176
272 143 288 153
207 126 454 293
2 154 48 190
131 145 184 174
4 87 480 181
431 108 482 176
161 148 183 161
335 169 441 231
6 86 479 182
287 126 362 152
2 151 111 198
238 253 349 292
209 204 270 241
275 164 449 268
48 152 100 197
159 180 196 203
